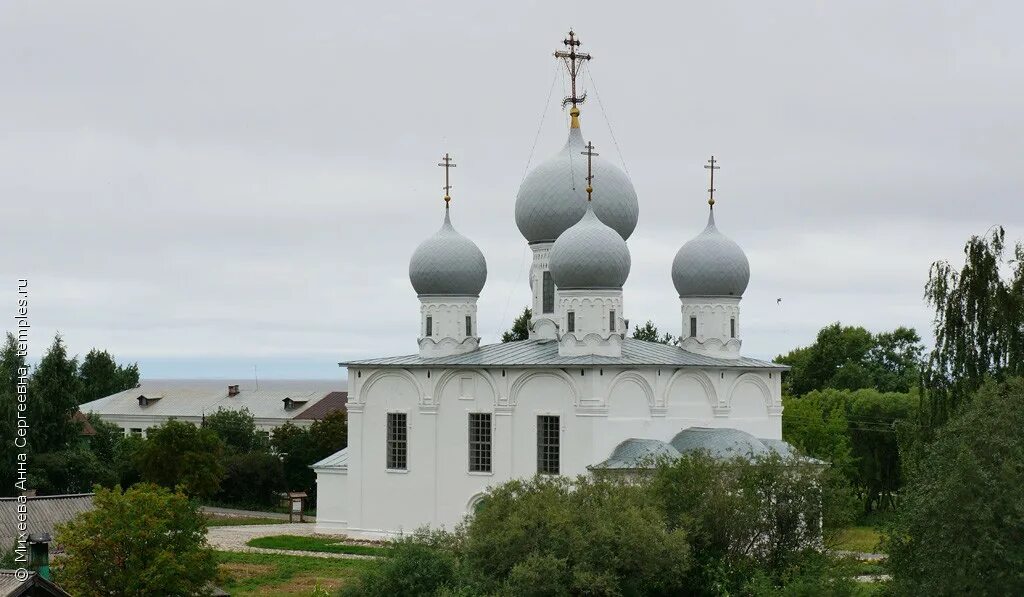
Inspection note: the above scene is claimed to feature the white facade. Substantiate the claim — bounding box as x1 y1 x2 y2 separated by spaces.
315 363 782 538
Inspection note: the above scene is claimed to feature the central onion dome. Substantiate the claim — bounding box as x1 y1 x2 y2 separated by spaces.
671 208 750 297
409 207 487 296
515 112 638 244
549 202 631 289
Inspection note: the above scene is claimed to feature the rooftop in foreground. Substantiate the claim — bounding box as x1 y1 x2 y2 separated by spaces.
341 338 786 370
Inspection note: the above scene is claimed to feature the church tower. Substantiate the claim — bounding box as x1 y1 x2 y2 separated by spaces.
408 153 488 357
671 157 750 359
514 31 638 339
548 141 631 357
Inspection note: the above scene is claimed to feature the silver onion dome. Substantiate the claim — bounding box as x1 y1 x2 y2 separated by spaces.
409 207 487 296
671 208 750 298
515 121 638 244
549 203 631 289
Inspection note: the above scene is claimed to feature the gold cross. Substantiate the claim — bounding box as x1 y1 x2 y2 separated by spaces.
581 141 599 201
704 155 720 206
438 153 457 205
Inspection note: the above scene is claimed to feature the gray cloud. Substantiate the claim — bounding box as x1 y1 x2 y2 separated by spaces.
2 1 1021 377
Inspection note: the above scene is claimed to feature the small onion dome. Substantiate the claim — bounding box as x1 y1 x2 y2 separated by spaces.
549 203 631 289
409 208 487 296
671 208 750 298
515 124 638 244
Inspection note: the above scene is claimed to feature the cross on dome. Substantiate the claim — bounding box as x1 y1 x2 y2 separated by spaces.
438 152 457 205
554 29 592 126
581 141 599 200
704 155 720 207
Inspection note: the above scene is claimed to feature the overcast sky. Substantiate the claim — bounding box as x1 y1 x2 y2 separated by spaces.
2 1 1021 380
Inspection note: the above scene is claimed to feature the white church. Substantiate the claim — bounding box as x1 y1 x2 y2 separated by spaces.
314 32 788 539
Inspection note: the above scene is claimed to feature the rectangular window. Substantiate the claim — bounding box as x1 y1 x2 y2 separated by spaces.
609 310 616 332
690 316 697 338
542 271 555 314
537 415 560 475
425 316 433 337
730 318 736 338
130 428 143 437
567 312 575 333
468 413 492 473
386 413 408 470
465 315 472 337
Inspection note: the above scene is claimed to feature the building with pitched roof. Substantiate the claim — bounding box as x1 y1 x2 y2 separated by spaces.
314 31 790 539
81 383 346 436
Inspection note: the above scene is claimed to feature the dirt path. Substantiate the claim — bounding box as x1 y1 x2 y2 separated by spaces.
202 505 315 522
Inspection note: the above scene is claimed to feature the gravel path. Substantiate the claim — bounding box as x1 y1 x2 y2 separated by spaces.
202 505 315 522
207 523 374 560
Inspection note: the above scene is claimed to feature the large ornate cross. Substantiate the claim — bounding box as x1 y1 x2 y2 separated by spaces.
554 29 592 108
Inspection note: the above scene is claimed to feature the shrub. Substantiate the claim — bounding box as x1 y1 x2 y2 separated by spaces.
340 529 459 597
55 484 217 596
137 419 224 498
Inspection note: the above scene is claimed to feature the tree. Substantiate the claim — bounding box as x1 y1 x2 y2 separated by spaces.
783 388 917 514
55 483 217 597
885 378 1024 595
776 323 924 396
203 407 264 453
923 227 1024 426
500 307 531 342
78 348 139 404
0 333 26 496
632 320 677 344
137 420 225 498
215 452 286 507
30 448 115 495
309 409 348 458
271 422 316 493
27 334 83 454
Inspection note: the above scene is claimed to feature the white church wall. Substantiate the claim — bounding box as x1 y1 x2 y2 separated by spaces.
433 369 501 528
314 470 348 532
332 364 783 538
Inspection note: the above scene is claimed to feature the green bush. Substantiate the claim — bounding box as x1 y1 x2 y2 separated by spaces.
30 448 115 495
342 453 852 596
55 484 217 597
340 529 458 597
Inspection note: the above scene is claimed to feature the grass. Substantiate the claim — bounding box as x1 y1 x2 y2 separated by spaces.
206 516 285 527
246 534 391 557
216 550 373 596
834 526 883 553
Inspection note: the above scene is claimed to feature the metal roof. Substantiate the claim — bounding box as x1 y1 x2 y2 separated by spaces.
294 391 348 420
342 338 786 370
0 494 94 550
591 439 681 469
311 447 349 471
591 428 800 470
0 570 72 597
79 383 343 420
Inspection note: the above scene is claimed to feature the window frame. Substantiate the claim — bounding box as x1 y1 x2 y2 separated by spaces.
386 412 408 471
730 317 736 339
567 311 575 333
609 309 616 332
536 415 560 475
690 316 697 338
468 412 492 473
425 316 433 337
465 315 473 337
